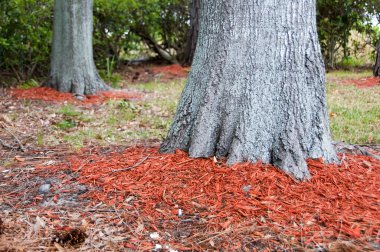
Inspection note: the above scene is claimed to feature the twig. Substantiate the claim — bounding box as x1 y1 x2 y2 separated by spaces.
197 225 256 244
357 146 380 161
0 139 14 150
112 155 150 172
84 209 117 213
0 122 26 152
71 158 92 175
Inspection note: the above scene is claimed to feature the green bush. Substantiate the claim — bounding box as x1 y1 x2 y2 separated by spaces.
93 0 190 65
338 56 366 69
0 0 53 81
93 0 142 67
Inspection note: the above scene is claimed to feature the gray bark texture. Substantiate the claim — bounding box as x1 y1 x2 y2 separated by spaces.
48 0 108 95
374 40 380 77
160 0 339 180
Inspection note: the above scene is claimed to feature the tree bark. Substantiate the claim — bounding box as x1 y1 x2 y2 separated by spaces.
374 39 380 77
48 0 108 95
182 0 200 66
160 0 338 180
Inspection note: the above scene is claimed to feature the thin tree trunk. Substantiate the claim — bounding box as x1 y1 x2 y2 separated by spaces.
182 0 200 66
160 0 338 180
374 39 380 77
327 38 336 69
48 0 108 95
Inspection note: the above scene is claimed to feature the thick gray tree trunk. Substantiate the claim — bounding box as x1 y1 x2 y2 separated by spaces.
160 0 338 180
48 0 108 95
374 40 380 77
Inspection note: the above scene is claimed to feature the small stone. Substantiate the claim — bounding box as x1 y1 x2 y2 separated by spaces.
149 232 160 240
77 185 88 194
38 183 51 194
43 160 56 166
73 94 85 101
242 185 252 192
154 244 162 250
370 242 380 250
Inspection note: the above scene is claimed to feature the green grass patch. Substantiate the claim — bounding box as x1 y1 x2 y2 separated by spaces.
56 119 77 130
327 83 380 144
326 70 372 80
19 79 39 89
58 105 81 117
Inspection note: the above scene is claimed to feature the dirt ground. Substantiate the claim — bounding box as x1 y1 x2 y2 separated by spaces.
1 66 380 251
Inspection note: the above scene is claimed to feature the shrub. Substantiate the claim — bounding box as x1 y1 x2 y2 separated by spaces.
0 0 53 81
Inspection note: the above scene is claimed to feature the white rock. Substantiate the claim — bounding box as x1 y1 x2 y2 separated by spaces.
150 232 160 240
154 244 162 250
242 185 252 192
38 183 51 194
43 160 56 166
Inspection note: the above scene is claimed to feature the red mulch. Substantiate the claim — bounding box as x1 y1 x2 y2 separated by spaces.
151 64 189 79
39 147 380 247
121 64 189 83
10 87 143 105
341 77 380 88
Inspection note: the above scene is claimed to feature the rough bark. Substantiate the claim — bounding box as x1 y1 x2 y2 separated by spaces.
374 39 380 77
48 0 108 95
160 0 338 180
182 0 200 66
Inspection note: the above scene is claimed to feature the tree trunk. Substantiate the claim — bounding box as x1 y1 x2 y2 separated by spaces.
374 39 380 77
182 0 200 66
160 1 338 180
48 0 108 95
327 38 336 69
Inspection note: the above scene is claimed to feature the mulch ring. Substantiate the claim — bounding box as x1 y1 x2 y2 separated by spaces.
18 146 379 250
121 64 190 83
9 87 144 105
151 64 189 79
340 76 380 88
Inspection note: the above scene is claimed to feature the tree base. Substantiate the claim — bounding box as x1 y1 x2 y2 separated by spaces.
45 76 109 96
160 1 339 180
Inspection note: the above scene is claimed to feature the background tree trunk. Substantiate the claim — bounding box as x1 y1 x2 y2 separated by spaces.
374 39 380 77
48 0 108 95
161 0 338 180
182 0 200 66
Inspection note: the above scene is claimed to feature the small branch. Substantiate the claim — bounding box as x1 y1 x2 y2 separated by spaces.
0 122 26 152
0 139 14 150
71 158 92 174
84 209 117 213
112 155 150 173
357 146 380 161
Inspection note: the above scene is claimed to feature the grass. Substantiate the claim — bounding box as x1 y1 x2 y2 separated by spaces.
326 70 373 79
18 79 39 89
39 80 185 148
327 82 380 144
58 104 81 117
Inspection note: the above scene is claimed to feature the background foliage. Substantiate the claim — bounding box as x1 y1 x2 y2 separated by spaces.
317 0 379 69
0 0 53 82
0 0 379 84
